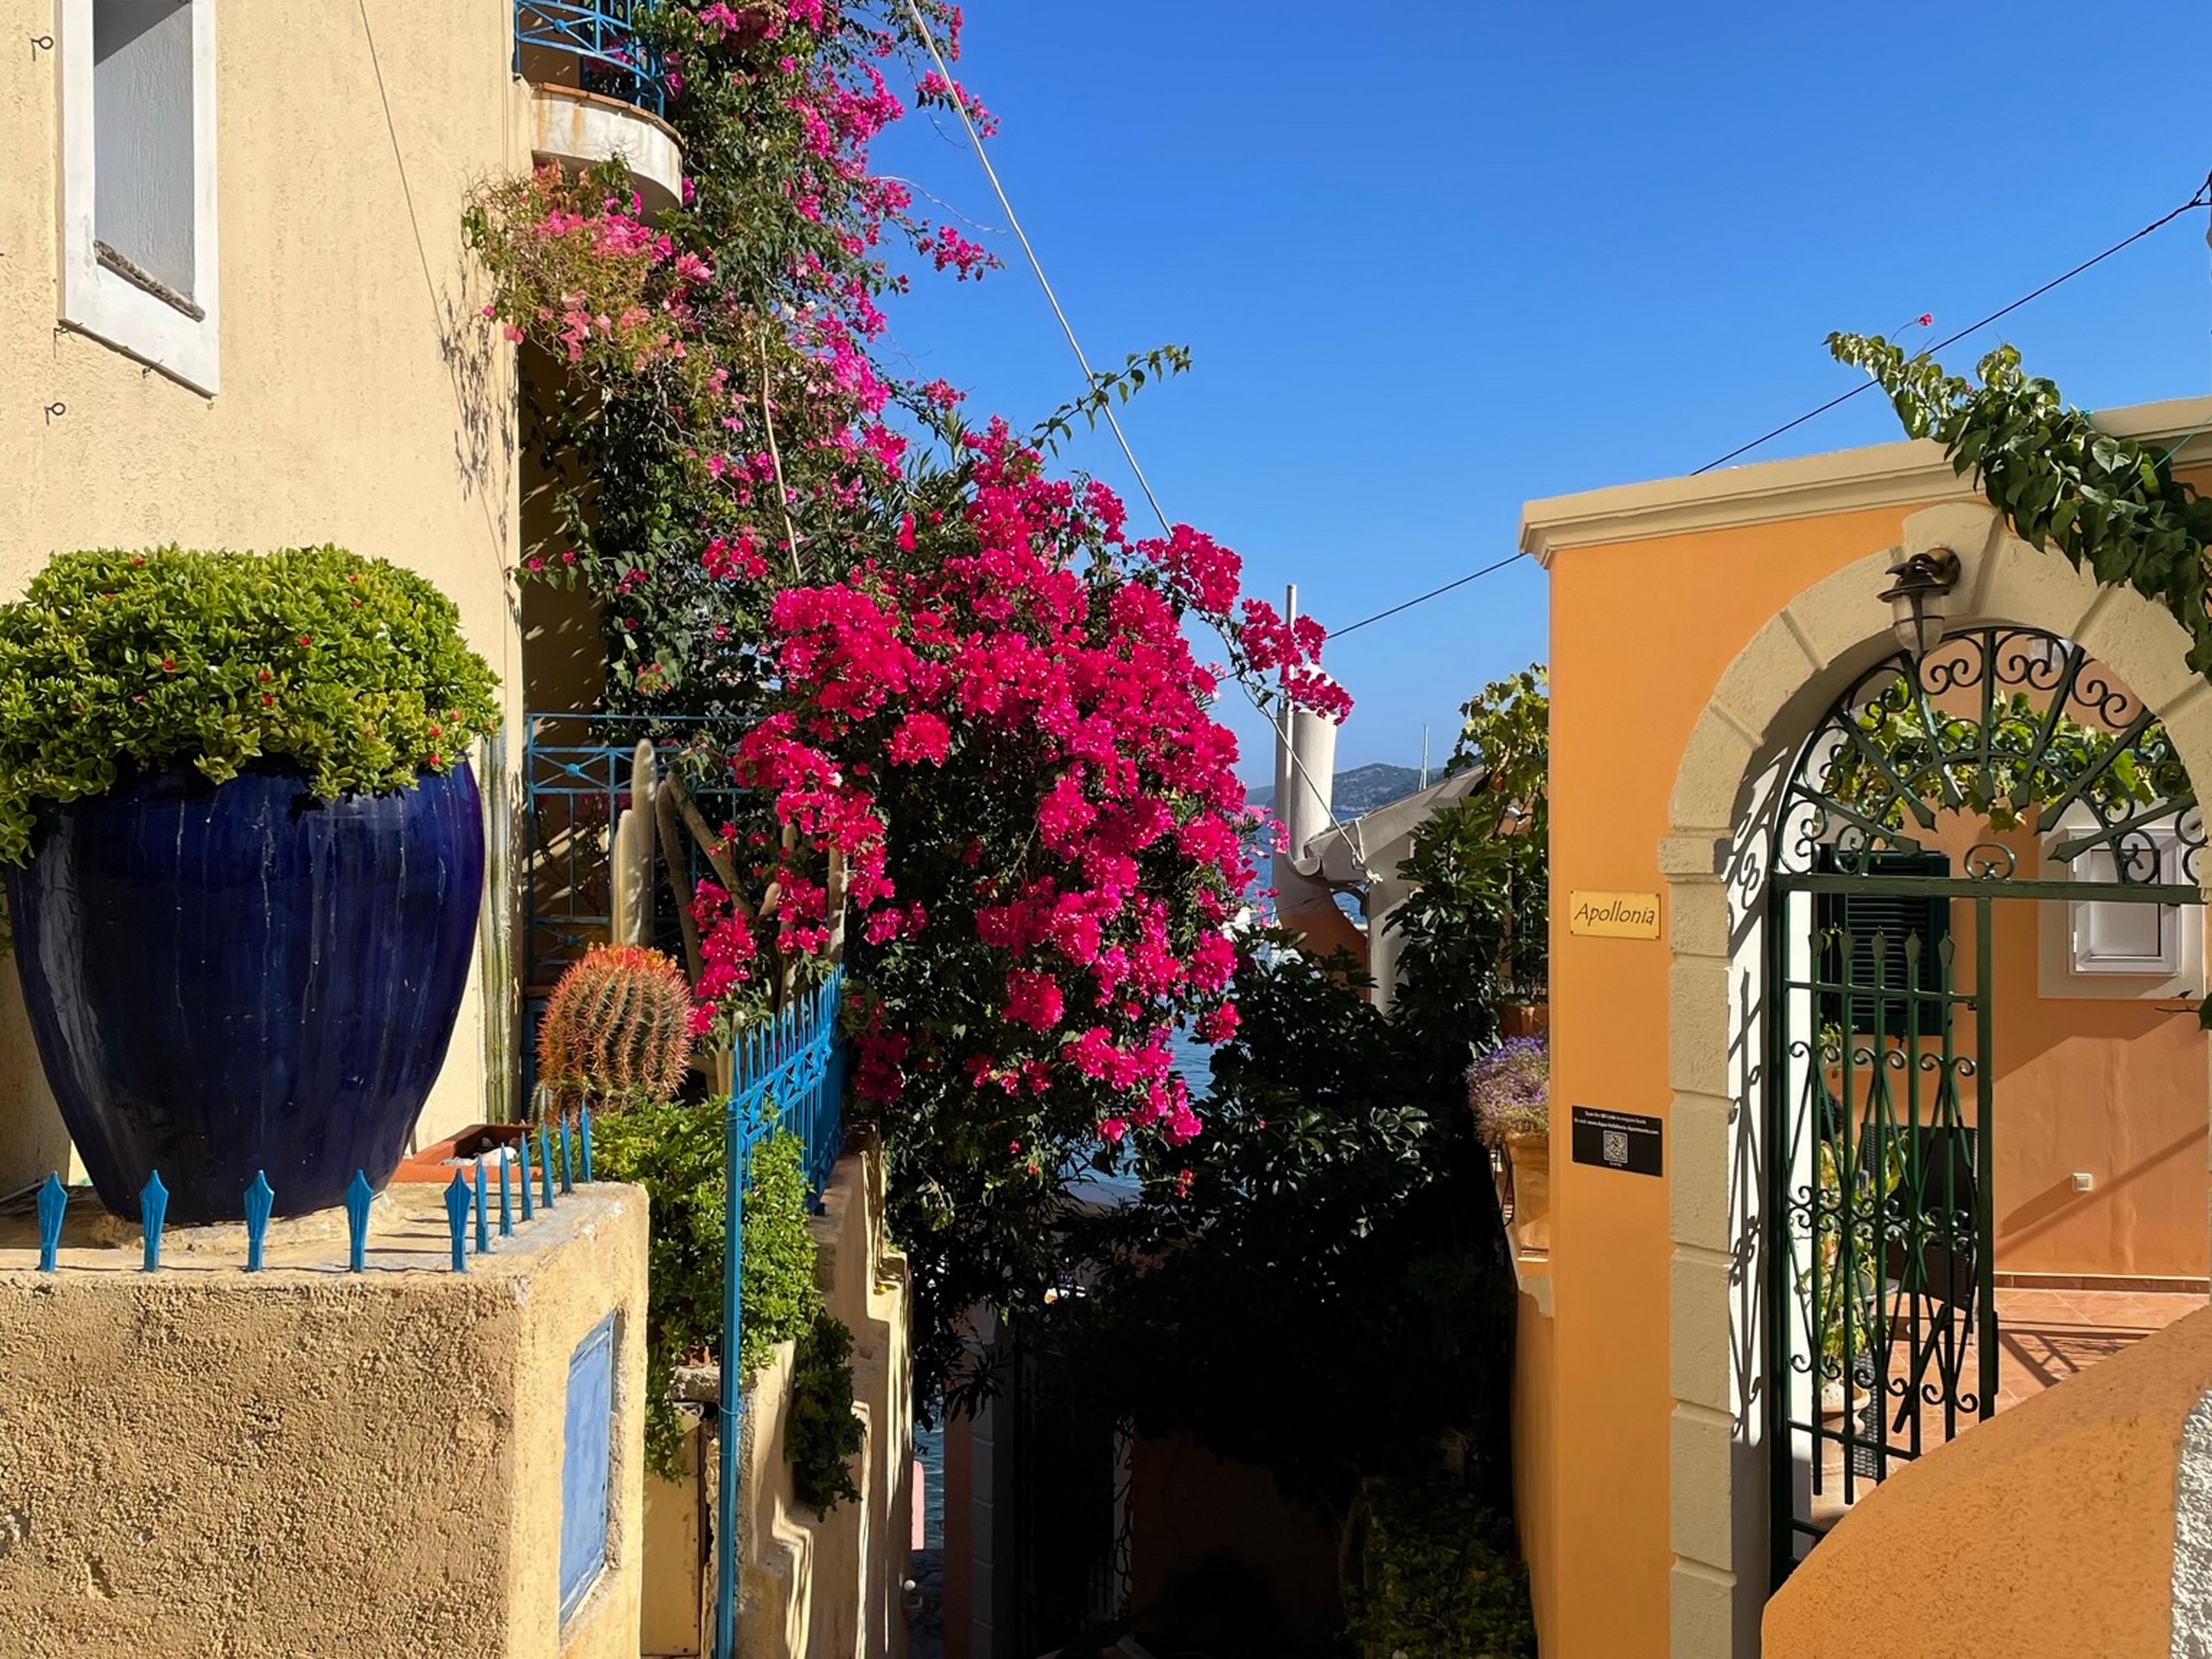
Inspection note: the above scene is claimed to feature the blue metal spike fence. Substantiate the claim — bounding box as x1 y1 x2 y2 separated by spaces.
512 1 666 117
35 1173 66 1272
444 1173 473 1274
713 970 845 1659
346 1172 373 1272
244 1173 274 1272
140 1173 168 1272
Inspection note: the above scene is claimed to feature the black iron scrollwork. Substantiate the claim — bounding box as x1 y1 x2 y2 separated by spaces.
1776 626 2199 885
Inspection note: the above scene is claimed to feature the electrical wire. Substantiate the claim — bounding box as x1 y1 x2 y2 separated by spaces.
903 10 2208 816
1325 175 2212 637
1332 553 1529 639
901 3 1173 536
899 0 1345 837
1693 175 2212 475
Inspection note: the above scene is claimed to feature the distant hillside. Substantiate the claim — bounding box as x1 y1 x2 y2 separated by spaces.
1247 762 1427 822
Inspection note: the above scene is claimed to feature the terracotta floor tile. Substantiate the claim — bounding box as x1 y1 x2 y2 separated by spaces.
1979 1287 2205 1411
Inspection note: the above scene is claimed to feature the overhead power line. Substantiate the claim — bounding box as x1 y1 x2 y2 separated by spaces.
901 0 1348 833
906 13 2209 701
1332 553 1529 638
1329 175 2212 637
1693 175 2212 474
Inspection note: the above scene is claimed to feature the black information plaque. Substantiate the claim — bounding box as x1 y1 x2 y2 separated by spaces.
1569 1105 1662 1177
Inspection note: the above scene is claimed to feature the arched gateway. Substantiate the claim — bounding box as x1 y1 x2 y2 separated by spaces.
1761 623 2205 1575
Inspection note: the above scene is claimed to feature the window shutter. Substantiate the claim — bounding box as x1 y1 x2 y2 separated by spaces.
1815 849 1951 1036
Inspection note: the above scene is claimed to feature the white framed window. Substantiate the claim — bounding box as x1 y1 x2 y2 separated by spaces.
57 0 220 394
2069 847 2186 975
2037 806 2202 998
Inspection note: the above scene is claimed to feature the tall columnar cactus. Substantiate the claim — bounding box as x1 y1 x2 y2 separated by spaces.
537 944 697 1119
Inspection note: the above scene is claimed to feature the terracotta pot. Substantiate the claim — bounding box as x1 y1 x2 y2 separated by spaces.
1500 1002 1550 1039
392 1123 530 1183
1505 1129 1550 1252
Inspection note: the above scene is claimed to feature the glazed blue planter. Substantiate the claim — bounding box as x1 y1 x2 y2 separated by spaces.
6 762 485 1224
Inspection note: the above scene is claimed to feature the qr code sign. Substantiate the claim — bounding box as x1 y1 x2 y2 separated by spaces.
1602 1129 1629 1167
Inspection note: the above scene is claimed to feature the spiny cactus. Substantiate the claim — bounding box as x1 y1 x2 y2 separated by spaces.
537 944 697 1118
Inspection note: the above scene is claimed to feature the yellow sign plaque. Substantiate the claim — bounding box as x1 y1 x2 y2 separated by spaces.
1568 890 1662 940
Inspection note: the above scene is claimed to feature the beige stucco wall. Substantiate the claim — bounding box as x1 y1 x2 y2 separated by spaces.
741 1139 913 1659
0 1180 648 1657
638 1141 912 1659
0 0 536 1187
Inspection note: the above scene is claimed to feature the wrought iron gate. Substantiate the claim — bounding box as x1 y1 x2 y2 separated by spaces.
1764 626 2204 1580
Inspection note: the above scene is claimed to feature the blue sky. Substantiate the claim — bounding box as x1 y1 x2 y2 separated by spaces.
870 2 2212 782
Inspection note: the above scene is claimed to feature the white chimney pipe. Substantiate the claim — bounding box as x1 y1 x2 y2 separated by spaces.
1268 587 1364 964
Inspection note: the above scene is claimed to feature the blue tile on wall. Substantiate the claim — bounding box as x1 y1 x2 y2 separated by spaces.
559 1313 618 1622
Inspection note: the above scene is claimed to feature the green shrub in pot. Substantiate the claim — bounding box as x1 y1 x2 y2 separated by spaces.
0 543 501 874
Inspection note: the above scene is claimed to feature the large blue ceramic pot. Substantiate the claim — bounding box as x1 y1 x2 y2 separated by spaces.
5 762 486 1224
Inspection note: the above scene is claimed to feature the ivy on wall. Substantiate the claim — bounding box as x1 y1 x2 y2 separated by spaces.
1829 334 2212 671
1832 333 2212 1024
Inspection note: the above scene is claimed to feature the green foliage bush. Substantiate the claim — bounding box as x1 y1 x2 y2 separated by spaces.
0 545 500 869
1028 664 1550 1643
737 1128 826 1383
1066 941 1515 1513
592 1111 835 1481
1830 335 2212 674
786 1307 865 1514
1343 1476 1535 1659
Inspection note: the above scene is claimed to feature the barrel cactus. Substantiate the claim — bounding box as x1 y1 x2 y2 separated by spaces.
537 944 697 1118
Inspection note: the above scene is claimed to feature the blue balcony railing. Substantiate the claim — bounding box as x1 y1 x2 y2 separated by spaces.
522 711 747 1105
515 0 667 118
715 971 846 1659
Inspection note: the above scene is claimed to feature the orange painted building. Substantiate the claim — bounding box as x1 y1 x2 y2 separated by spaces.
1516 397 2212 1657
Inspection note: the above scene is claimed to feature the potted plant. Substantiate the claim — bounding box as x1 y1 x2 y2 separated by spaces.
0 546 500 1223
1469 1036 1548 1252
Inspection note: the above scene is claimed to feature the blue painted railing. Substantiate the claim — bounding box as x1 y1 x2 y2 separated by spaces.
514 0 667 118
523 712 747 1103
715 973 846 1659
17 1117 600 1277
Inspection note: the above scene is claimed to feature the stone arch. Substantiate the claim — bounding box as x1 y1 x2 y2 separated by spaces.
1659 503 2212 1657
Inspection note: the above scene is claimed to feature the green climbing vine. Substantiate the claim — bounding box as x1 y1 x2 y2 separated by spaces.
1828 334 2212 674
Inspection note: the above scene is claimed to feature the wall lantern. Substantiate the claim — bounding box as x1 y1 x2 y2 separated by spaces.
1878 547 1963 661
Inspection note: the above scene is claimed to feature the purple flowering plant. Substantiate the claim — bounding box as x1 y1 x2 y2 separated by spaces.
1468 1037 1548 1147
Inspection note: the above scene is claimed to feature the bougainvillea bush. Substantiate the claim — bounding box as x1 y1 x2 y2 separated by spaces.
694 419 1346 1399
466 0 992 713
467 0 1349 1405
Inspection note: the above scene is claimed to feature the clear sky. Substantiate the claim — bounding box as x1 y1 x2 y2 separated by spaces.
869 1 2212 783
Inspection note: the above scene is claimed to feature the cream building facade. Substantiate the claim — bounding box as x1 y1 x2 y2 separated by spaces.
0 0 689 1184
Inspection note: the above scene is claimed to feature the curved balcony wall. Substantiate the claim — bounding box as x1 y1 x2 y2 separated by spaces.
1763 1303 2212 1657
515 2 684 211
